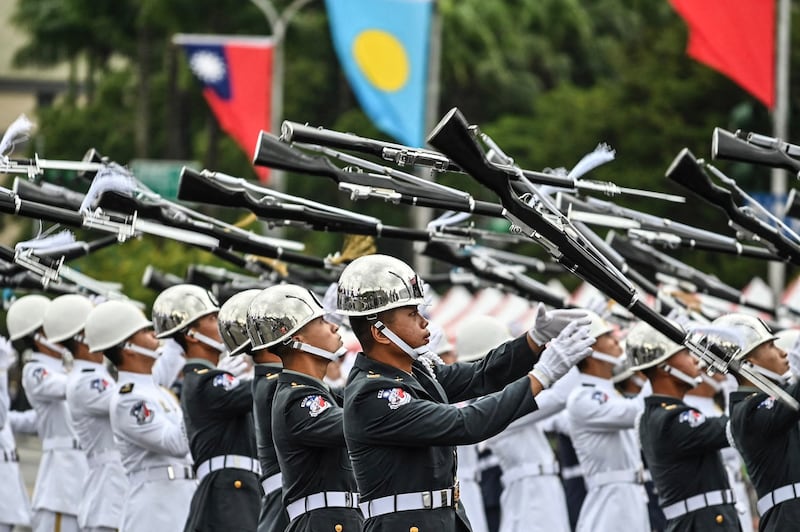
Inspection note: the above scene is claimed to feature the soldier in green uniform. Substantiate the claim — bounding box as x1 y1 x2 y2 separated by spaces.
714 313 797 532
337 254 594 532
152 284 261 532
247 284 362 532
628 321 740 531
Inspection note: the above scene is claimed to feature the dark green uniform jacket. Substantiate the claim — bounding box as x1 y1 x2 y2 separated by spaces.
729 383 800 532
272 369 363 532
252 363 289 532
344 334 539 532
182 359 260 532
639 395 740 532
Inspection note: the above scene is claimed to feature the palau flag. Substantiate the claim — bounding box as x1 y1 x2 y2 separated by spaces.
325 0 433 147
173 34 273 182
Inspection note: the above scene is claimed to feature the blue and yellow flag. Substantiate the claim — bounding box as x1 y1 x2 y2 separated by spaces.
325 0 433 147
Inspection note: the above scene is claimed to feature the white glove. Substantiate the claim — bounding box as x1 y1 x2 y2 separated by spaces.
159 338 185 358
217 354 250 379
0 335 16 371
528 303 591 345
530 321 594 388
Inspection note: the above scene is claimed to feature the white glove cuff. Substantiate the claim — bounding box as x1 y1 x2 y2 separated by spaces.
528 330 548 347
529 368 552 389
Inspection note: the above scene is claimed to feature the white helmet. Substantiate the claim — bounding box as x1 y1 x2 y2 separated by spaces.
85 300 153 353
586 311 614 340
6 294 50 341
627 321 685 371
42 294 94 343
336 254 425 317
455 316 512 362
709 313 778 361
247 285 326 350
218 289 261 355
151 284 219 338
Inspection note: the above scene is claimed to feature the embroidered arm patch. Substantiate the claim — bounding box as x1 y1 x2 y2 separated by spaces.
300 395 332 417
377 388 412 410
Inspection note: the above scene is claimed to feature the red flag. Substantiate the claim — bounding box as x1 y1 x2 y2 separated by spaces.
174 34 273 182
670 0 775 109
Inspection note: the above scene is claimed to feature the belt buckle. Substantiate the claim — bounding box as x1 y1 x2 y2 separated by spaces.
453 482 460 503
422 491 432 509
167 465 175 481
345 492 352 507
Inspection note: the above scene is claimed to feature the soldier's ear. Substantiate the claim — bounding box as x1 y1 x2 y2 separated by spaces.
371 324 391 346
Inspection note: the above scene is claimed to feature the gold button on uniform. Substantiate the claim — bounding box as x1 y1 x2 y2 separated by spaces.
410 527 419 532
234 480 242 489
715 514 724 524
335 525 343 532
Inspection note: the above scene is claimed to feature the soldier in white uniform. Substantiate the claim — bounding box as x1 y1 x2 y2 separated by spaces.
566 311 650 532
0 335 31 532
10 294 88 532
85 300 196 532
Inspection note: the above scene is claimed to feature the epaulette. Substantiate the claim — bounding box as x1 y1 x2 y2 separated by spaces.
196 368 210 375
119 383 134 394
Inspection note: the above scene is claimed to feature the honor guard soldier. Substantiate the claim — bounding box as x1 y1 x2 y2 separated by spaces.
0 335 32 531
218 290 290 532
337 254 594 532
248 284 363 531
87 300 197 532
10 294 88 532
566 311 650 532
152 284 261 532
719 314 797 531
629 321 740 531
46 294 127 532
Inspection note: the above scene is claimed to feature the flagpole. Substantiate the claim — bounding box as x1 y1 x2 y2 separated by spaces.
769 0 790 301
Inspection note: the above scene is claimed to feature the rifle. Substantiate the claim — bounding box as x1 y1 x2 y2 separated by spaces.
666 149 800 265
141 266 185 293
427 107 798 409
712 128 800 175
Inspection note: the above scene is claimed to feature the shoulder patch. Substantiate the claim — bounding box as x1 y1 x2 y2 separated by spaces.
90 378 111 393
119 382 135 394
757 396 776 410
32 367 48 383
591 390 609 404
196 368 210 374
300 395 332 417
130 400 155 425
678 409 706 428
377 388 412 410
212 373 239 391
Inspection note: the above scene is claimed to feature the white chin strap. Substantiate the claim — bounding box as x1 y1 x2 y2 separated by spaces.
631 375 647 388
662 364 702 388
373 320 429 360
699 372 724 392
124 342 161 359
34 333 72 359
745 361 788 386
591 351 625 367
187 329 227 354
291 341 346 362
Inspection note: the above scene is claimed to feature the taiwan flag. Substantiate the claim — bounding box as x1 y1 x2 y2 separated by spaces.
174 34 273 182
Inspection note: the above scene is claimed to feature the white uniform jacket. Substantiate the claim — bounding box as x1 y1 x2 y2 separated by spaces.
109 370 195 532
0 369 31 527
566 374 650 532
21 353 88 514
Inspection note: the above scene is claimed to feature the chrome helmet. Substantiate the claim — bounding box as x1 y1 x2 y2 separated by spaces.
218 289 261 355
85 300 153 353
709 313 777 361
455 315 512 362
627 321 685 371
42 294 94 343
336 254 425 317
6 294 50 341
151 284 219 338
247 284 325 349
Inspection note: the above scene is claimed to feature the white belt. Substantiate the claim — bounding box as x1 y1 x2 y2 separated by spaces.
87 449 122 468
196 454 262 482
128 463 195 485
560 464 584 480
502 462 560 484
286 491 359 521
662 489 736 520
586 468 647 489
261 472 283 495
757 482 800 516
42 436 81 451
360 485 459 519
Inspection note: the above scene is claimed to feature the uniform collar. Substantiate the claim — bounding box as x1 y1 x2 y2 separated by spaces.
29 352 65 369
577 373 616 391
184 358 216 370
353 352 414 381
729 386 760 405
644 394 685 407
280 369 329 390
117 370 155 386
71 359 104 372
254 363 283 378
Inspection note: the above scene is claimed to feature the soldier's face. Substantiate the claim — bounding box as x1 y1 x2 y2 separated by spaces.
381 305 430 349
191 313 222 342
129 328 159 350
748 340 788 376
296 317 342 353
593 332 623 357
667 349 700 378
